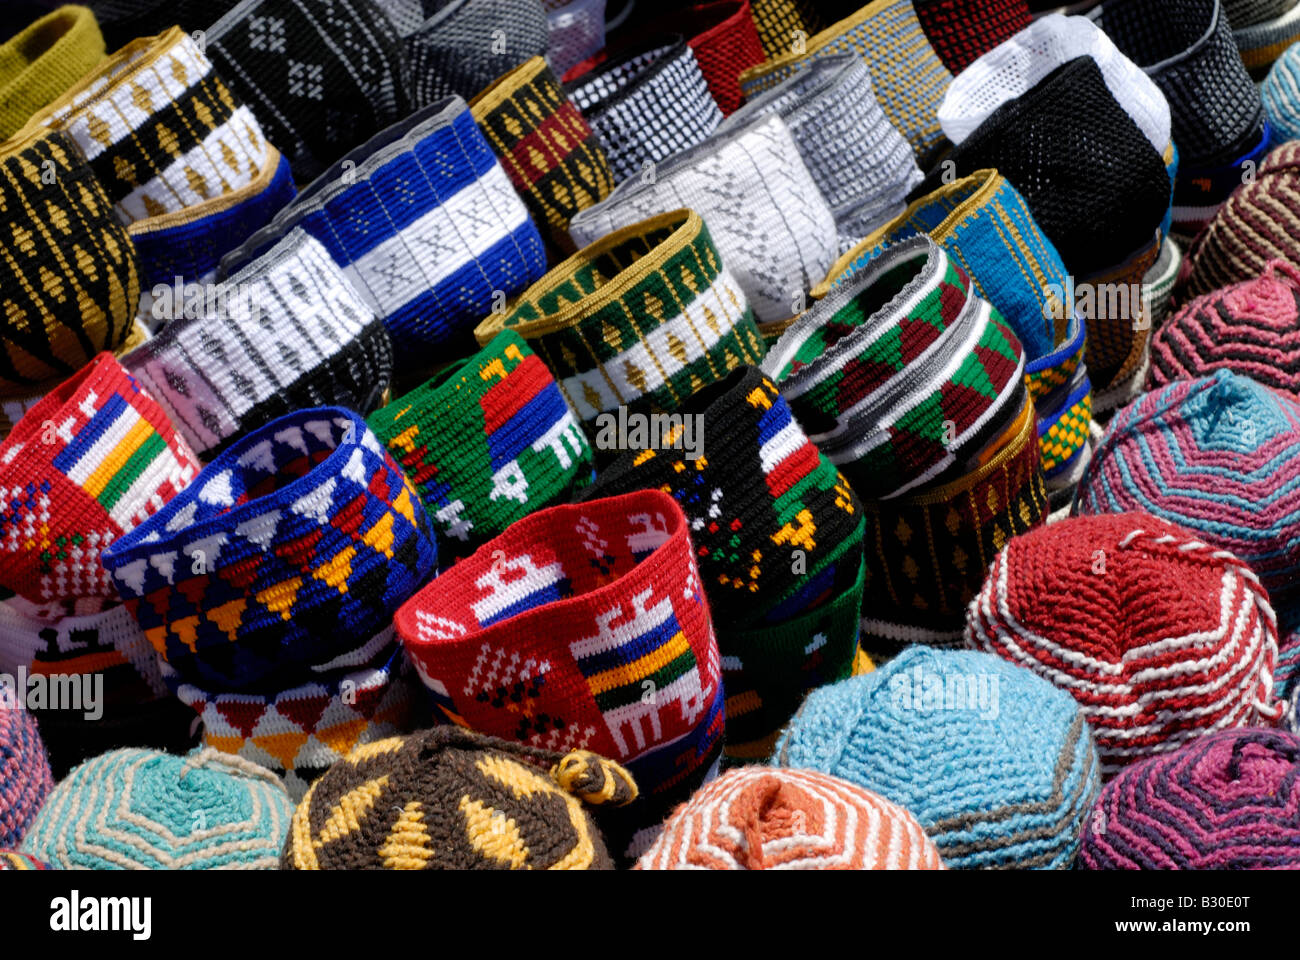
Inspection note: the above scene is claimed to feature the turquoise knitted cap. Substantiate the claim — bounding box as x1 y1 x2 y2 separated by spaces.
774 646 1100 869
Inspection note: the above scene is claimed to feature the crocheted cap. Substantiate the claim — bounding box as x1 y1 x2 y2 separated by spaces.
967 512 1285 775
774 646 1100 868
636 767 945 869
282 727 635 870
913 0 1031 74
0 5 104 140
1263 39 1300 143
0 850 47 869
1229 0 1300 74
1079 728 1300 868
1149 260 1300 395
19 747 292 869
0 704 53 848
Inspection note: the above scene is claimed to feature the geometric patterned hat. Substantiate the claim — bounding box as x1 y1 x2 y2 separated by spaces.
636 767 946 869
1263 39 1300 144
0 702 53 849
913 0 1031 75
0 4 105 140
747 0 825 59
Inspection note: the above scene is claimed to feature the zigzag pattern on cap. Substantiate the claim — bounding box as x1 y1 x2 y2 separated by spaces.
967 513 1285 775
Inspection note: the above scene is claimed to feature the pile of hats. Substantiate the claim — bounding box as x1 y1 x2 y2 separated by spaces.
1 0 1300 873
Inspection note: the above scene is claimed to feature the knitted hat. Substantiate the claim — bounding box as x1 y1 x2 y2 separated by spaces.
570 114 837 324
913 0 1031 75
0 5 104 140
25 26 271 225
967 512 1285 775
747 0 824 59
403 0 550 109
738 0 954 168
125 229 393 461
564 37 724 185
0 704 53 848
1265 42 1300 150
394 488 725 856
1169 121 1271 241
817 170 1091 489
1149 260 1300 396
0 126 141 397
1075 371 1300 608
474 210 766 429
203 0 413 183
20 746 292 868
663 0 766 117
1143 236 1183 330
1180 141 1300 300
581 366 865 757
130 143 297 330
937 14 1171 157
774 647 1100 868
722 54 923 240
368 329 594 563
545 0 606 77
470 56 615 255
283 727 637 869
766 237 1027 502
1090 0 1264 170
1079 729 1300 869
0 851 46 869
636 767 945 869
1227 0 1300 74
0 353 200 607
101 406 436 695
223 96 546 366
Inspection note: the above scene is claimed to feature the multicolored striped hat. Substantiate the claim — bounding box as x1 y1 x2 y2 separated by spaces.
1079 729 1300 869
570 113 836 325
394 488 725 858
0 4 104 140
1226 0 1300 75
914 0 1031 74
475 210 766 430
1263 38 1300 144
0 353 200 607
967 512 1285 775
222 96 546 366
20 747 292 869
283 727 636 870
636 767 945 869
0 850 46 870
1075 371 1300 608
367 330 594 564
581 366 865 758
0 703 53 848
737 0 954 167
774 646 1101 869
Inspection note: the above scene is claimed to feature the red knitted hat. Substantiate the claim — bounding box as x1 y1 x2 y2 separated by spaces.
966 512 1285 776
914 0 1032 74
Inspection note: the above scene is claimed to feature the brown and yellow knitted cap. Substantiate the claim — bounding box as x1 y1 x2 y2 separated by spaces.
282 727 637 870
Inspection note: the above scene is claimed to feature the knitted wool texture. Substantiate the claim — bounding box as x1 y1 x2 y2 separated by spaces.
223 96 546 366
1143 237 1183 330
0 126 140 397
368 329 594 563
394 489 725 839
0 5 104 140
1180 141 1300 300
0 704 53 848
581 366 865 757
130 143 297 330
966 512 1285 775
817 170 1091 489
26 26 270 225
0 353 200 606
635 767 946 869
1149 260 1300 396
774 647 1100 869
666 1 766 117
569 114 837 325
125 229 393 461
475 210 766 429
19 747 292 869
403 0 550 109
1263 41 1300 144
283 727 637 869
747 0 824 59
765 237 1027 502
0 851 46 869
204 0 414 183
913 0 1031 74
737 0 954 169
470 56 615 255
1169 121 1270 241
1227 0 1300 73
721 54 923 240
1075 371 1300 609
564 38 724 185
1090 0 1264 169
1078 729 1300 869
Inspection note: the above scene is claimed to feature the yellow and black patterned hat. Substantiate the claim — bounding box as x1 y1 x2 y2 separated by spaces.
282 727 637 870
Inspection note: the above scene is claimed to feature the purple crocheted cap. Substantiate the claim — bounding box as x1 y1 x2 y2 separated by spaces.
1079 728 1300 869
0 706 54 848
